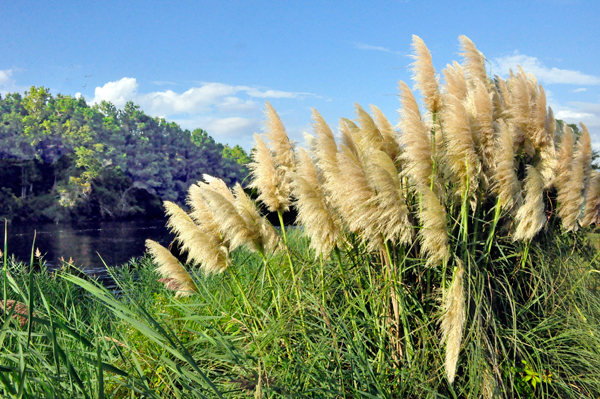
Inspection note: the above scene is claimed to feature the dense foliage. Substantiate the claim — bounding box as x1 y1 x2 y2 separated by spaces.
0 88 250 222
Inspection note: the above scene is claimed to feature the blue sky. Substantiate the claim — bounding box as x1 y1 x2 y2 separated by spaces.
1 0 599 150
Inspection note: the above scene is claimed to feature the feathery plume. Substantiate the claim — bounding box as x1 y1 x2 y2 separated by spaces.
146 239 199 297
555 124 575 191
459 35 487 86
370 105 401 162
232 183 281 255
440 260 465 384
582 171 600 227
398 81 437 192
419 188 449 265
514 165 546 241
202 174 235 202
292 148 341 257
493 120 521 209
559 124 592 231
249 102 295 213
264 101 296 174
339 118 361 158
199 186 262 253
442 93 481 203
442 61 468 101
311 108 339 180
355 103 384 152
365 149 412 244
331 146 381 249
249 134 290 212
466 79 495 175
164 201 228 273
411 35 442 114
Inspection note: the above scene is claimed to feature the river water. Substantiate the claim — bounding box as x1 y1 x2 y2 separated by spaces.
3 219 174 280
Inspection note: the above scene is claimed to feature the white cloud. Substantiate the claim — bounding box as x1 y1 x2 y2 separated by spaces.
87 78 314 148
555 101 600 149
90 77 138 108
573 88 587 93
354 42 401 54
492 53 600 85
0 69 13 86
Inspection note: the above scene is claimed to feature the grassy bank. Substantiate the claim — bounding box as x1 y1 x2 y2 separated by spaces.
0 230 600 398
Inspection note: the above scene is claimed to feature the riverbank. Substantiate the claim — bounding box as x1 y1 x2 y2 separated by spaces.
1 230 600 397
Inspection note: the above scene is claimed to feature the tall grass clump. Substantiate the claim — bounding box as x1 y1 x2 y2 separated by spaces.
61 36 600 398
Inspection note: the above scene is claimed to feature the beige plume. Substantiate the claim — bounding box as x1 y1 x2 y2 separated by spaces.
419 188 449 265
442 93 481 203
411 35 442 114
249 133 290 213
365 149 412 245
466 79 495 176
442 61 468 101
264 101 296 174
559 125 592 231
146 239 199 297
582 172 600 227
459 35 487 86
493 120 521 209
311 108 339 182
292 148 341 257
441 260 466 384
398 81 438 192
370 105 401 162
514 166 546 241
164 201 229 273
232 184 281 255
355 103 384 152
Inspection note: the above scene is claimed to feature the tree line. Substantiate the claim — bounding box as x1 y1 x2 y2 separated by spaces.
0 87 250 223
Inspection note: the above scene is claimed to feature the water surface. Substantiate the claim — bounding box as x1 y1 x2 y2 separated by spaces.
4 219 174 278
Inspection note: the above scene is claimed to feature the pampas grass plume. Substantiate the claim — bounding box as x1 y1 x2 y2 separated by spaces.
459 35 487 86
411 35 442 114
146 239 199 297
514 165 546 241
441 260 466 384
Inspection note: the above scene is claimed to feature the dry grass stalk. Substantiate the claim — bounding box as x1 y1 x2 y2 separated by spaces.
164 201 229 273
441 260 465 384
146 239 199 297
459 35 487 86
514 165 546 241
311 108 339 183
411 35 442 114
292 148 341 257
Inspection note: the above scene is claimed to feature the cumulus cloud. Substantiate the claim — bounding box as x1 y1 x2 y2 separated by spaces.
492 53 600 85
555 101 600 149
88 77 314 148
90 77 138 108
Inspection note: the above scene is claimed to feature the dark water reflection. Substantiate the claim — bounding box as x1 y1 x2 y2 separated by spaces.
4 219 174 280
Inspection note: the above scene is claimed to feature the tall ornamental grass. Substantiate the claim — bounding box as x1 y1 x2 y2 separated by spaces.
14 35 600 398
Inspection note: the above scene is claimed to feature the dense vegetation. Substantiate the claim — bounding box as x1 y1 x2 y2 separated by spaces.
2 34 600 399
0 88 250 222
